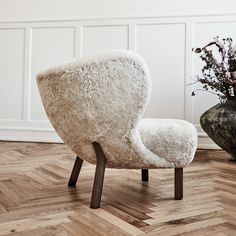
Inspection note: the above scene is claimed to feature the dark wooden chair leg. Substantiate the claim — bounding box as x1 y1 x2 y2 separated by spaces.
175 168 183 200
141 169 149 181
68 156 83 186
90 142 107 209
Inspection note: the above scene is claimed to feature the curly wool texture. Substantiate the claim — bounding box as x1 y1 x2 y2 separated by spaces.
37 50 197 168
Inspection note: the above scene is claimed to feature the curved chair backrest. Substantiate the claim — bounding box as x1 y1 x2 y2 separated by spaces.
37 50 161 168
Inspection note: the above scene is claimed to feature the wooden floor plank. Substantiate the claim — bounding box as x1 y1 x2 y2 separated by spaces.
0 141 235 235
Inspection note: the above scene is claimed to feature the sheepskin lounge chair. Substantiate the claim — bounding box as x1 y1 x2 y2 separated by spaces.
37 50 198 209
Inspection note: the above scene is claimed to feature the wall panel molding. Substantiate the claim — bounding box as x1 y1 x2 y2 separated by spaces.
1 14 235 148
0 28 25 121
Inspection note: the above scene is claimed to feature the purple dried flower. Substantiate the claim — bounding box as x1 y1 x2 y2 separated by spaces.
194 48 202 53
192 37 236 101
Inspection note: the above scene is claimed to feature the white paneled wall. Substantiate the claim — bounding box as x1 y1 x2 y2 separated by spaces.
31 27 75 121
1 14 235 147
0 28 24 121
82 25 129 56
136 23 186 119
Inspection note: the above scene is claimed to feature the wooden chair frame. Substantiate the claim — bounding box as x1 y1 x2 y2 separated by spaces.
68 142 183 209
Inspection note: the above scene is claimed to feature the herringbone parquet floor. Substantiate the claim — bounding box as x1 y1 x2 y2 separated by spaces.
0 141 235 235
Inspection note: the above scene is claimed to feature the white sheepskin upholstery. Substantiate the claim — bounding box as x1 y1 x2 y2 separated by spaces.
36 50 197 169
139 119 197 167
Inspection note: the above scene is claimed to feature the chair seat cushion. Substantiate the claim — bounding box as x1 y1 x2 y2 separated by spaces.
138 118 198 167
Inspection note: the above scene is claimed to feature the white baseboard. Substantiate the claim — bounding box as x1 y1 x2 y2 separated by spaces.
0 129 63 143
0 128 220 150
197 136 220 149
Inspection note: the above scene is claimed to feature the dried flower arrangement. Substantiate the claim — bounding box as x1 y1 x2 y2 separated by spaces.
192 37 236 102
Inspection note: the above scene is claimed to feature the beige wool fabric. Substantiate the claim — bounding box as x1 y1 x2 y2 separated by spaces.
37 50 198 169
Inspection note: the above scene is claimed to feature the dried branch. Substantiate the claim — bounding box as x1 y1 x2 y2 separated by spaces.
192 37 236 102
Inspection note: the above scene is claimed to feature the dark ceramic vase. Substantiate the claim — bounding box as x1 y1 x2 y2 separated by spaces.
200 99 236 161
